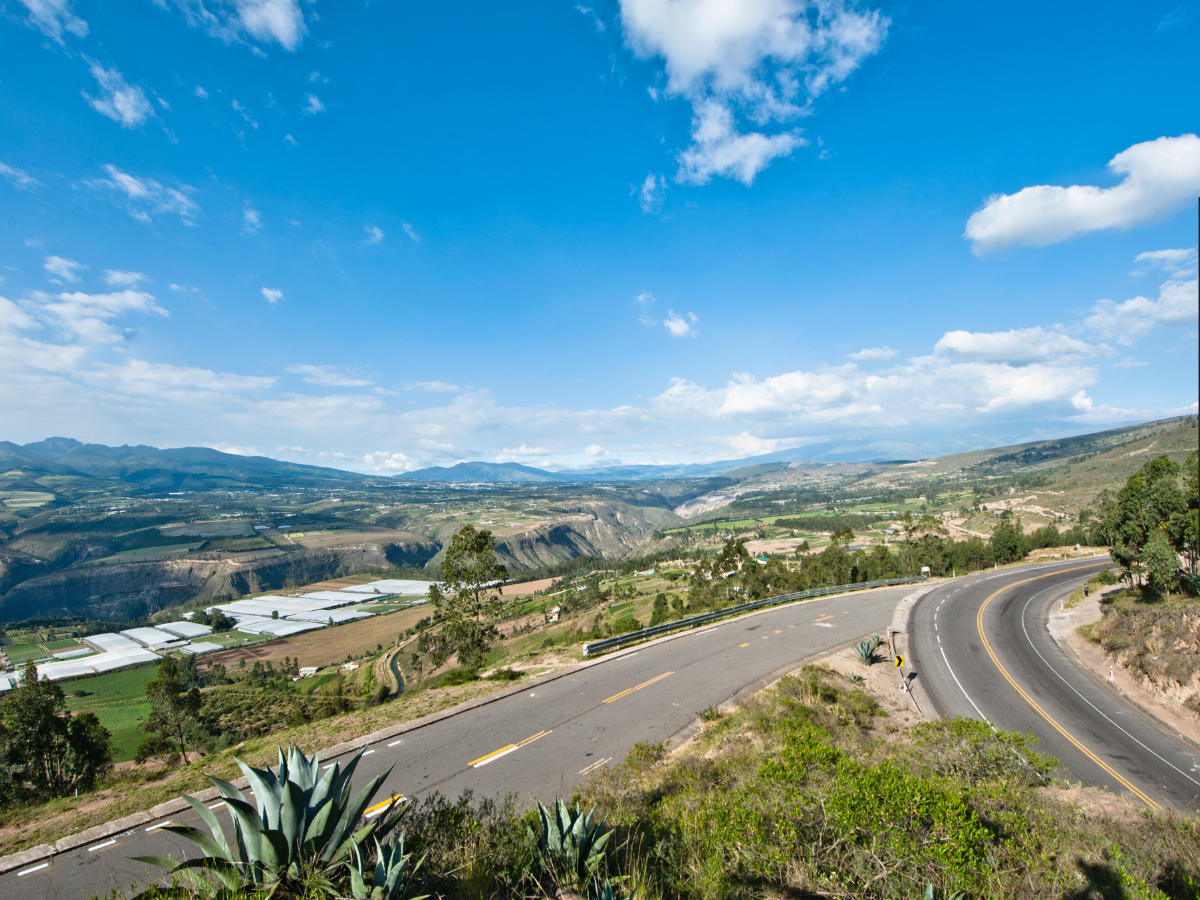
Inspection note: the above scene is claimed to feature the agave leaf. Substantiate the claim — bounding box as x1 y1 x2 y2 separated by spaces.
159 824 234 863
280 777 306 853
221 795 266 867
131 855 244 891
373 801 409 843
237 757 283 828
309 759 340 812
259 827 289 872
303 789 339 848
177 793 234 860
323 771 388 862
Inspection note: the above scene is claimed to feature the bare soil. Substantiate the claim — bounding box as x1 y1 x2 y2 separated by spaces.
1048 589 1200 746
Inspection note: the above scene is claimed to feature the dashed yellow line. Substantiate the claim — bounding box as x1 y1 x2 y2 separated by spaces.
516 729 552 748
603 671 674 704
976 567 1159 809
739 642 750 648
363 794 406 818
815 614 834 622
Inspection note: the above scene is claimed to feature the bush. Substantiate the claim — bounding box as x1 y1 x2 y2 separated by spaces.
610 615 641 635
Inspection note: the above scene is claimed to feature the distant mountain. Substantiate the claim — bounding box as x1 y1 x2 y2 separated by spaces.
10 438 369 489
399 461 573 483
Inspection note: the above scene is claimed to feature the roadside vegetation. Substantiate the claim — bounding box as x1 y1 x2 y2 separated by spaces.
98 666 1200 900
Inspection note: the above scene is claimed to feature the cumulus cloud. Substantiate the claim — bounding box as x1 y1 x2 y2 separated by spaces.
404 381 461 392
158 0 307 51
663 309 698 337
1113 357 1148 368
402 223 420 242
1132 247 1197 278
362 450 420 472
726 431 801 456
496 444 550 463
0 162 41 191
302 94 325 115
103 270 147 287
636 172 667 212
965 134 1200 253
1084 277 1198 344
83 62 154 129
618 0 888 185
261 287 284 304
846 346 895 361
364 225 384 244
636 291 657 326
585 443 608 456
44 256 85 284
17 0 87 41
232 99 258 129
286 364 372 387
194 85 209 99
88 165 200 224
934 326 1099 364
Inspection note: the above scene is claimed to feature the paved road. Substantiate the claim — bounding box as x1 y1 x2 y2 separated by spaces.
9 582 921 900
909 559 1200 813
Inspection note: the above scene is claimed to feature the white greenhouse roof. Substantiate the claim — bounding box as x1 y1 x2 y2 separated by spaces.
85 633 142 653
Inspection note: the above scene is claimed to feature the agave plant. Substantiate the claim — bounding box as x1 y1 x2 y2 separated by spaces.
532 798 612 896
349 834 425 900
854 634 884 664
136 745 406 896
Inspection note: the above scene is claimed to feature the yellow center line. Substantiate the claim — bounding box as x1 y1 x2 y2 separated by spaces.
468 744 517 768
516 729 552 748
602 670 674 704
773 629 782 634
739 642 750 647
363 794 406 818
976 566 1159 809
815 614 834 622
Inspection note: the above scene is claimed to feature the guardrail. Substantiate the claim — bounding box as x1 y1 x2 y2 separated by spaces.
581 576 928 658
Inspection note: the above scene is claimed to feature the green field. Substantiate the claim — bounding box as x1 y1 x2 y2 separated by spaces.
65 666 161 762
6 643 51 663
44 638 83 651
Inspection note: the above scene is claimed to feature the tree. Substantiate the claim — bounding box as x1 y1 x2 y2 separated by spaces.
0 661 112 803
138 658 204 765
650 593 669 627
1142 528 1180 596
427 525 507 671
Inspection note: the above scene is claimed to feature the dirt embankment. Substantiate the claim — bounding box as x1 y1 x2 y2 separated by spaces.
1049 588 1200 745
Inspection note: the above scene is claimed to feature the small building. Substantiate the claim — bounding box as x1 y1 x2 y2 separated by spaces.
298 666 319 677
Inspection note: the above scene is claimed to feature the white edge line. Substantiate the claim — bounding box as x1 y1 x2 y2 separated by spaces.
208 802 225 810
88 839 117 852
939 642 994 730
146 821 172 832
17 862 50 876
472 745 518 768
1022 587 1200 790
387 740 402 747
322 763 336 770
362 750 375 756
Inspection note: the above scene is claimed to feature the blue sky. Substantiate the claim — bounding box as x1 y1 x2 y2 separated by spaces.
1 0 1197 473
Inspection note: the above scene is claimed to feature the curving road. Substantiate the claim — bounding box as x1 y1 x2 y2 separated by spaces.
909 558 1200 813
5 581 927 900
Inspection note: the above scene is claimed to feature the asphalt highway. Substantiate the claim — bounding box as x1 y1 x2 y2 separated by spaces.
8 582 921 900
909 558 1200 813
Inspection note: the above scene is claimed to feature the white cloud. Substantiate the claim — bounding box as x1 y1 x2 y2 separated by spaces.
17 0 87 41
404 381 461 392
87 358 274 396
402 223 420 242
44 256 85 284
362 450 420 473
103 270 147 287
302 94 325 115
847 345 895 361
89 165 200 224
232 99 259 129
585 443 608 456
364 225 384 244
1084 277 1198 344
1113 357 1148 368
161 0 307 51
1066 390 1197 426
725 431 800 456
934 326 1099 364
283 134 299 147
637 172 666 213
1132 247 1197 278
243 204 262 233
29 288 167 344
194 85 209 99
261 287 284 304
618 0 888 185
663 309 698 337
208 441 259 456
965 134 1200 253
286 364 372 387
676 100 803 185
496 444 550 463
0 162 41 191
636 291 656 326
83 62 154 129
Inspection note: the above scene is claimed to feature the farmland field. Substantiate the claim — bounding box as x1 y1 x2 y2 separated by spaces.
65 666 161 762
